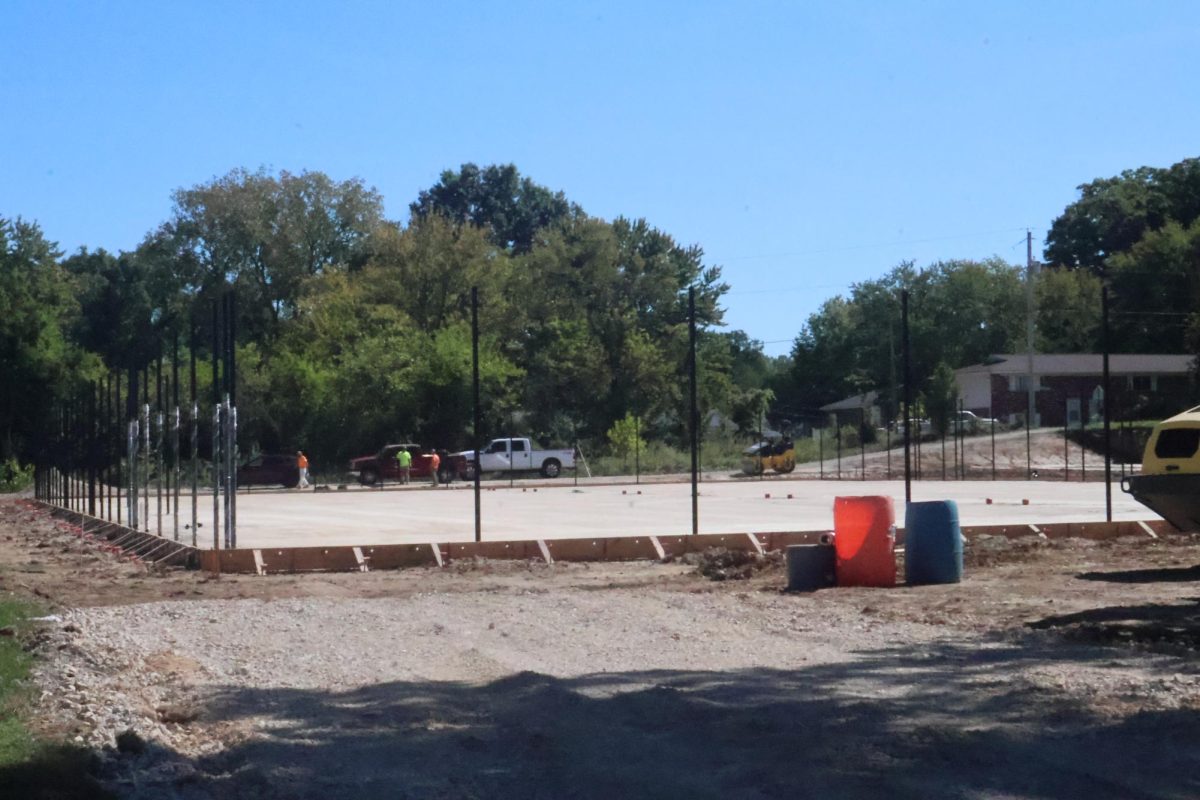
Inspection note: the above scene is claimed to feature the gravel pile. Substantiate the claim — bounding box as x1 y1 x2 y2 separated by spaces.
27 573 1200 799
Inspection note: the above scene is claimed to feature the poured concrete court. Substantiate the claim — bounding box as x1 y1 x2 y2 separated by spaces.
159 478 1153 550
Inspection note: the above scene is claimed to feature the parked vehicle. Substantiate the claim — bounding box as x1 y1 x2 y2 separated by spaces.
1122 405 1200 530
741 437 796 475
890 418 933 437
454 437 576 479
238 454 300 489
956 410 999 432
348 444 464 486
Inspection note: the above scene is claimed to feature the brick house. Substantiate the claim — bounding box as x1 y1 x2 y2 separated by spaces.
954 354 1194 428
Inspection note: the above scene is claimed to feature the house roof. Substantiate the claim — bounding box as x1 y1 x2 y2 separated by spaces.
820 390 879 412
955 354 1194 377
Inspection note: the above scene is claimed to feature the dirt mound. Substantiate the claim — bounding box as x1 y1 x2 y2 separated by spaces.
685 547 783 581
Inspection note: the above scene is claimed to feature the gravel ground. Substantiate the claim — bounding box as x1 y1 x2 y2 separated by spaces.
4 498 1200 799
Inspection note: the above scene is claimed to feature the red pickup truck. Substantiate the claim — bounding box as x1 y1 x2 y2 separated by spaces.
348 443 464 486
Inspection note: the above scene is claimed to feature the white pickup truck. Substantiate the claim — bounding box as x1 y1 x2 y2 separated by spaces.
455 437 576 479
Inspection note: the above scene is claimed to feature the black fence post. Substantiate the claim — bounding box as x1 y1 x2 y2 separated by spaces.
688 287 699 536
901 289 912 504
471 287 482 543
860 406 866 481
1102 285 1112 522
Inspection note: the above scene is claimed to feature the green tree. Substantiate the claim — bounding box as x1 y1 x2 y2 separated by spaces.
1035 267 1101 352
0 218 80 460
605 413 645 459
924 361 958 436
1106 218 1200 354
410 163 581 254
149 168 384 343
786 259 1023 419
61 248 161 372
1044 157 1200 272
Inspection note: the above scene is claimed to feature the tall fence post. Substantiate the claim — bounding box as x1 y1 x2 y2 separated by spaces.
1102 285 1112 522
471 286 482 543
901 289 912 504
688 286 699 536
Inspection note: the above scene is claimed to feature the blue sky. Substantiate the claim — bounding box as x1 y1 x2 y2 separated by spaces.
2 1 1197 355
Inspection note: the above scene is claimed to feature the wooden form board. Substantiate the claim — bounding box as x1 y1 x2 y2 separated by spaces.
41 504 200 567
34 501 1176 577
190 518 1170 575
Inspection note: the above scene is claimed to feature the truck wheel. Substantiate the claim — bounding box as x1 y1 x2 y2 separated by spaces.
360 467 379 486
541 458 561 478
462 463 477 481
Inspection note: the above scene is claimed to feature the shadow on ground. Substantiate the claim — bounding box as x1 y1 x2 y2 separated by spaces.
1030 597 1200 649
54 639 1200 800
1077 565 1200 583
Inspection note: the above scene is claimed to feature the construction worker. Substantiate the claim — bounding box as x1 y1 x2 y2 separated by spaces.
429 450 441 487
296 451 310 489
396 447 412 484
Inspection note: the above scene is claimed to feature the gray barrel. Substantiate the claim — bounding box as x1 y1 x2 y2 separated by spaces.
786 542 836 592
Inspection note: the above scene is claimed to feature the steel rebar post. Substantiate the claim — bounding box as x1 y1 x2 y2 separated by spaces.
1081 396 1086 481
229 403 237 549
1064 401 1069 481
88 383 97 516
212 404 221 550
142 404 151 532
860 407 866 480
156 411 164 537
191 402 198 547
941 424 946 481
836 424 842 480
173 407 180 541
634 412 640 484
224 398 232 550
128 420 139 529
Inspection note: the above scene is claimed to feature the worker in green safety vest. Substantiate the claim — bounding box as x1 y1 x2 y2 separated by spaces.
396 447 412 484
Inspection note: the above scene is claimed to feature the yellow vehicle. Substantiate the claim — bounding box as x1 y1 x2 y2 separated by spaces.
742 437 796 475
1122 406 1200 530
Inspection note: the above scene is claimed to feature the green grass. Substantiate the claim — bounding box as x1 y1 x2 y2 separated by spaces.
0 598 114 799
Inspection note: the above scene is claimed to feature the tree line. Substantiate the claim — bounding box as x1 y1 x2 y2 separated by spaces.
782 156 1200 425
2 164 749 469
2 157 1197 474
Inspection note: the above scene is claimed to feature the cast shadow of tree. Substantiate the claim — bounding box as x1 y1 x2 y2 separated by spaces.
88 638 1200 800
1077 565 1200 583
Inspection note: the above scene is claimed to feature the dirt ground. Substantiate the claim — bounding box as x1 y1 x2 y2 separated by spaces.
797 428 1127 480
2 496 1199 799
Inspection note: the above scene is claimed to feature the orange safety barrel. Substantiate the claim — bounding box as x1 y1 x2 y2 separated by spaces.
833 496 896 587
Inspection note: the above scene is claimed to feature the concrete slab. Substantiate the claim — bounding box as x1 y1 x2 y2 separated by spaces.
151 478 1152 550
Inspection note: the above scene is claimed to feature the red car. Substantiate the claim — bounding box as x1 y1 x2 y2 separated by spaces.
348 443 464 486
238 454 301 489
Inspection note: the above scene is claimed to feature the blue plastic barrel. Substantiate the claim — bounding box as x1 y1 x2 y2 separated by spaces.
904 500 963 585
